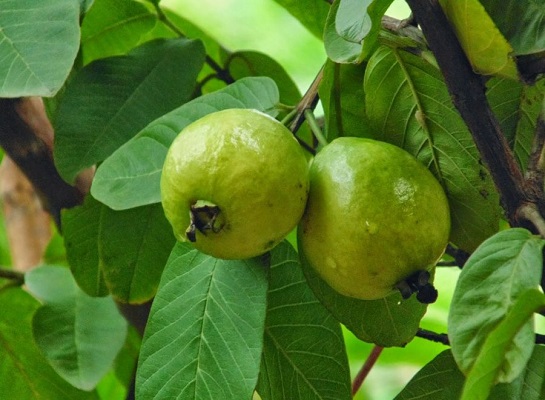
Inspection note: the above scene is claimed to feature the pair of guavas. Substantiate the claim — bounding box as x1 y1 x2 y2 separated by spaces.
160 108 450 301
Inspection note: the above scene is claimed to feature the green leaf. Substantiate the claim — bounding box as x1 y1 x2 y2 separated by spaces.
336 0 393 58
364 46 501 252
395 347 545 400
91 77 280 210
256 241 351 400
54 38 206 184
439 0 518 79
324 0 362 64
98 203 175 303
479 0 545 55
63 195 175 303
0 287 99 399
273 0 330 39
80 0 157 65
226 51 301 106
298 235 426 347
449 228 545 383
319 59 372 141
136 243 269 399
0 0 80 97
487 77 545 171
62 195 109 297
26 266 128 391
394 350 465 400
461 288 545 400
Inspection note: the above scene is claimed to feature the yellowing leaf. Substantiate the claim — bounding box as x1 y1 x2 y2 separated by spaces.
440 0 518 79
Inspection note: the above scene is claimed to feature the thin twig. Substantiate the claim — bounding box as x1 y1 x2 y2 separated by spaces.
517 203 545 238
445 244 470 268
0 267 25 285
351 346 383 396
289 66 324 135
304 109 328 148
416 328 450 345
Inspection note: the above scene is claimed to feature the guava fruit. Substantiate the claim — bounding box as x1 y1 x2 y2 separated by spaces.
161 108 309 260
298 137 450 301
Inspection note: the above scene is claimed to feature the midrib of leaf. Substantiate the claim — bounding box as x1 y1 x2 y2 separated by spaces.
127 206 154 300
0 331 41 398
82 13 156 44
0 31 45 92
194 260 233 399
392 48 445 187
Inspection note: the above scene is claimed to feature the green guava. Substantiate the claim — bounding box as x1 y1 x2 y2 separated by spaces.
298 137 450 300
161 108 309 260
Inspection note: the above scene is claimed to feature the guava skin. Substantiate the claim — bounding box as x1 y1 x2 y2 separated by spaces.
298 137 450 300
161 108 310 260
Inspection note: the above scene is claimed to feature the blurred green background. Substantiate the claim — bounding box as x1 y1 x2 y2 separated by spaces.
159 1 451 398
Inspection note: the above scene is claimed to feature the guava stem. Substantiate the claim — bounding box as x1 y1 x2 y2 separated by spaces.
185 200 224 242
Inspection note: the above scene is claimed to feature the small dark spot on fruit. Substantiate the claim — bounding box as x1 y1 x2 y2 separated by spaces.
264 240 276 250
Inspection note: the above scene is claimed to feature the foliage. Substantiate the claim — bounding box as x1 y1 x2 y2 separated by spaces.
1 0 545 399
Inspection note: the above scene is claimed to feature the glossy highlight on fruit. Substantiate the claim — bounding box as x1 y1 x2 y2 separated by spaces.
161 108 309 260
298 137 450 300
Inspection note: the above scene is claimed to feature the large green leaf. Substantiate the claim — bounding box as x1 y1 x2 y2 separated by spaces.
0 287 98 399
319 59 372 141
439 0 518 79
486 77 545 171
448 228 544 383
461 288 545 400
0 0 80 97
54 38 205 184
136 243 268 399
62 195 109 297
480 0 545 55
26 266 128 391
99 203 175 303
395 347 545 400
298 234 427 347
256 241 351 400
273 0 330 39
91 77 280 210
62 195 175 303
80 0 157 65
364 45 501 252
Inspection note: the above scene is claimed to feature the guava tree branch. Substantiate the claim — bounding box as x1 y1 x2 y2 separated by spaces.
404 0 545 233
0 98 86 225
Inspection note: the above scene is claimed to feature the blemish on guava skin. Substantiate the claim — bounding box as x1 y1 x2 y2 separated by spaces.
365 221 378 234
